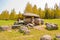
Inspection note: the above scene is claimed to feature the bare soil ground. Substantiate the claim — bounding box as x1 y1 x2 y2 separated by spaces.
33 25 46 30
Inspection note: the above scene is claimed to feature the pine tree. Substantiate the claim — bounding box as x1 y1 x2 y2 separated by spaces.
9 9 16 20
38 8 45 19
54 3 60 18
44 3 51 19
50 9 54 19
17 12 23 20
1 10 9 20
32 5 38 14
24 2 33 13
0 14 1 20
45 3 48 18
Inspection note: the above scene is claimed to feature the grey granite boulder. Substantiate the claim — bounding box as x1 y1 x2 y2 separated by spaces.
26 23 34 28
34 18 44 25
45 22 58 30
54 34 60 40
0 26 10 31
40 35 52 40
19 26 30 35
12 25 20 29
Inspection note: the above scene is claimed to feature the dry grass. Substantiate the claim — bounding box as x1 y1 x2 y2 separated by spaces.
0 19 60 40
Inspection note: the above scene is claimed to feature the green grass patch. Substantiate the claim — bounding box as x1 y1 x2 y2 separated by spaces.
0 20 15 26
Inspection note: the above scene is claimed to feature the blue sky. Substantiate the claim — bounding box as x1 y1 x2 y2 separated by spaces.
0 0 60 13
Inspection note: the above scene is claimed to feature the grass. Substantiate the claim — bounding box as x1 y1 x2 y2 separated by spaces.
0 19 60 40
0 20 15 26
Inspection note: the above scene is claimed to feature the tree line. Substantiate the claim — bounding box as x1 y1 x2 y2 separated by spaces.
0 2 60 20
0 9 23 20
24 3 60 19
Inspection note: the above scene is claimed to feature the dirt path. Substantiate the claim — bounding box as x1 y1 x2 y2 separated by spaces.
33 25 46 30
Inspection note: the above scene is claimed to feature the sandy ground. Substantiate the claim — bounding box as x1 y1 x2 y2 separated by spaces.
33 25 46 30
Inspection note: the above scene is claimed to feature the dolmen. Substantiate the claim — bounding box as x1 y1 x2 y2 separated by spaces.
40 35 52 40
19 26 30 35
45 22 58 30
23 13 44 26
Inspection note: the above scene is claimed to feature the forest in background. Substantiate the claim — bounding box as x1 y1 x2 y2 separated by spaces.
0 2 60 20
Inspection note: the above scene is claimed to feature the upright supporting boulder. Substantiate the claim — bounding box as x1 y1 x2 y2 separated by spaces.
34 18 44 25
40 35 52 40
41 19 44 25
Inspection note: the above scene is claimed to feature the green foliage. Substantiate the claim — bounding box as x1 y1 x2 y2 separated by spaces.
9 9 16 20
50 9 55 19
17 12 23 20
38 8 45 19
0 3 60 20
24 3 60 19
0 10 9 20
24 2 33 13
54 4 60 18
44 3 50 19
32 5 38 14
